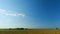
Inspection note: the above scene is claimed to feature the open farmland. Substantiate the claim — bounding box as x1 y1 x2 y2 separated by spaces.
0 30 60 34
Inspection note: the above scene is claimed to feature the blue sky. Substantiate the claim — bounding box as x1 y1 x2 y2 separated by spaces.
0 0 60 28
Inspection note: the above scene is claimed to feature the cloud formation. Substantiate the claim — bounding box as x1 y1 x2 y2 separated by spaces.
6 13 25 17
0 9 6 14
0 9 25 17
5 13 17 16
17 14 25 17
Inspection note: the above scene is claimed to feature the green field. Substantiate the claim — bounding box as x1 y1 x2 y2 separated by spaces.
0 29 60 34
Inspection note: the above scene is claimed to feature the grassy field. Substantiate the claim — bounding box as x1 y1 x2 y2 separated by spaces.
0 29 60 34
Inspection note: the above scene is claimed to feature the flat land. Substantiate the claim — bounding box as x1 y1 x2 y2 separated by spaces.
0 30 60 34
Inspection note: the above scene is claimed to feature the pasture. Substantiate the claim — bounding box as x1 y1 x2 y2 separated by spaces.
0 29 60 34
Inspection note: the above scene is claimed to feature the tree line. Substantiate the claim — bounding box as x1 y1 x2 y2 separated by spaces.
8 28 28 30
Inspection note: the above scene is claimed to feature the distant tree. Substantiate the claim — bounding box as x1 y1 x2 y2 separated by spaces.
25 28 28 30
56 27 58 30
16 28 24 30
9 28 12 30
20 28 24 30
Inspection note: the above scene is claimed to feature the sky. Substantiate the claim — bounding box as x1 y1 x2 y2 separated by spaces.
0 0 60 28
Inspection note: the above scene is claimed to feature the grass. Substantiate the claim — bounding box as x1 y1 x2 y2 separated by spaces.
0 29 60 34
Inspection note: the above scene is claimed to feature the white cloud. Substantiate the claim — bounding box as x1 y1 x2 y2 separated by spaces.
0 9 25 17
0 9 6 11
5 13 17 16
5 13 25 17
17 14 25 17
0 9 6 14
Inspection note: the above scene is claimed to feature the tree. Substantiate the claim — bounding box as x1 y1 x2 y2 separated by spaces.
16 28 24 30
56 27 58 30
